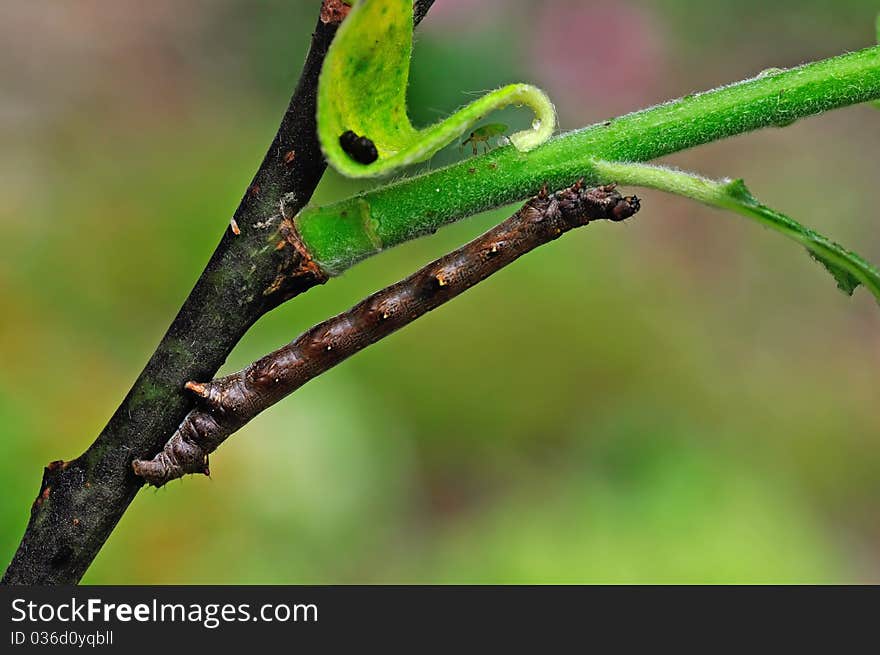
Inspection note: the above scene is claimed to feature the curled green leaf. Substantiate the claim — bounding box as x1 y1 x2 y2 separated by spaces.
317 0 557 178
592 160 880 303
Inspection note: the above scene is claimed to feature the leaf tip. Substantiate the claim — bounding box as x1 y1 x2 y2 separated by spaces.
507 85 558 152
808 250 861 296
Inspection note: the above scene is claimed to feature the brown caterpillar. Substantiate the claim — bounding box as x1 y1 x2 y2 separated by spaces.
132 182 640 487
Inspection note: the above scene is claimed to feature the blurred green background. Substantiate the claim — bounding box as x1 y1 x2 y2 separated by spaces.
1 0 879 584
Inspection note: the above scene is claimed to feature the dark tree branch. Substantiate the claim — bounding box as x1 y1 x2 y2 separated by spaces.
131 183 640 487
2 0 435 586
413 0 434 23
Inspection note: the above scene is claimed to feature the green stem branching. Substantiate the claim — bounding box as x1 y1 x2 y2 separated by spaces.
296 45 880 274
590 160 880 301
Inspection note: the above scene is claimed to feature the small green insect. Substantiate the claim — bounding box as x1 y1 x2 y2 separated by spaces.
461 123 508 155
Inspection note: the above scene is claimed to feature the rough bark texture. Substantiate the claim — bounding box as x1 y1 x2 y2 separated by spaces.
2 0 435 586
131 183 640 486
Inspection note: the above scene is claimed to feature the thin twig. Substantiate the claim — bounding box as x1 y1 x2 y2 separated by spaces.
132 182 640 486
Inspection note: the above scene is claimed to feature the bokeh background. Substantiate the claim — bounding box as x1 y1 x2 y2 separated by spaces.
2 0 879 583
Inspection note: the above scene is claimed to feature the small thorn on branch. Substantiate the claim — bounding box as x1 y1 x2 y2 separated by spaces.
184 381 207 397
132 181 640 487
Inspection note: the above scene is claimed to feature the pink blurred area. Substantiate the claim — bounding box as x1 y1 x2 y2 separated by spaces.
421 0 517 31
0 1 212 131
421 0 670 120
528 1 669 118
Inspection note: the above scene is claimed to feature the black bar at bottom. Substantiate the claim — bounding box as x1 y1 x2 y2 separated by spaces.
1 585 876 649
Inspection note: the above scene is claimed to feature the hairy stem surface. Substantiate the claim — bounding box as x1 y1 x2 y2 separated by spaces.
297 45 880 273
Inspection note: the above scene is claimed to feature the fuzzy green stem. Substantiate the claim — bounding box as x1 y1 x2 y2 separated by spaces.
297 45 880 274
591 160 880 301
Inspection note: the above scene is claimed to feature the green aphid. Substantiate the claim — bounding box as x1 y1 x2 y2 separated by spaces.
461 123 508 155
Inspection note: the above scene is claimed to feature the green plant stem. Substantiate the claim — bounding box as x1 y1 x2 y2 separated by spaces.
590 160 880 301
296 45 880 274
